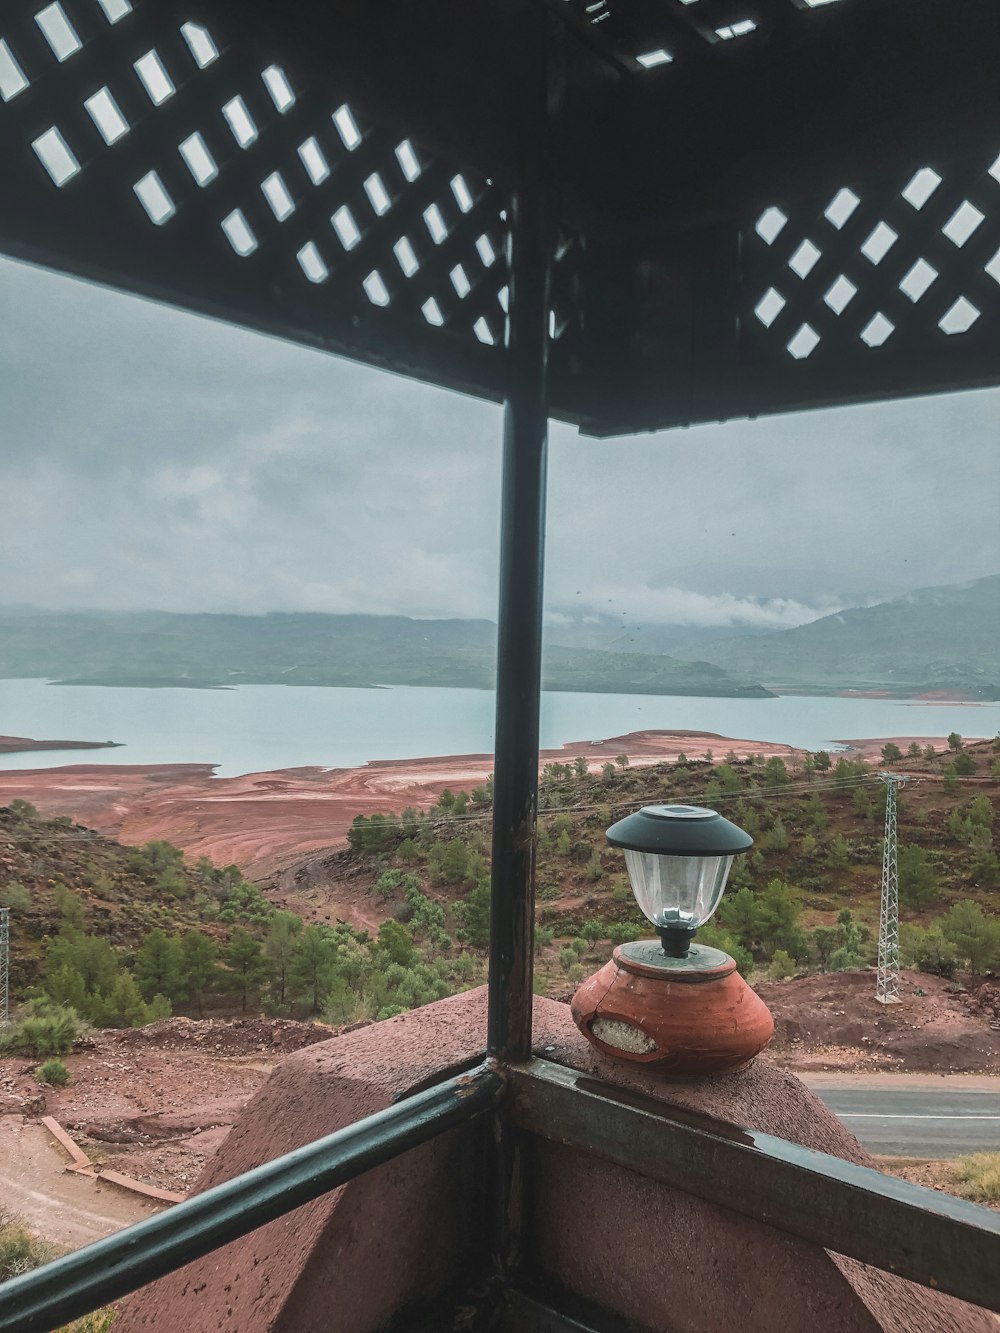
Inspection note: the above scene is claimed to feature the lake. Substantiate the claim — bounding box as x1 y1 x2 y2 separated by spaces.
1 679 997 778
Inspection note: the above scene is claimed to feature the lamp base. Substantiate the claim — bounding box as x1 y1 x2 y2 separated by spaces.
570 940 774 1075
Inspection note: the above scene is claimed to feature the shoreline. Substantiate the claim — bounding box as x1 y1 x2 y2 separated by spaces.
0 734 122 756
0 728 975 879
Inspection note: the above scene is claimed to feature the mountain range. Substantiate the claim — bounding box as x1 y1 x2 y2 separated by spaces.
663 574 1000 697
1 573 996 698
0 608 770 697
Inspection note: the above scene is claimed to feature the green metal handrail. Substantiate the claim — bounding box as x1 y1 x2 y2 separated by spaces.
0 1063 504 1333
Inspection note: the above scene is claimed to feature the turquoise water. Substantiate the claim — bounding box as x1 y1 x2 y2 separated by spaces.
0 678 997 778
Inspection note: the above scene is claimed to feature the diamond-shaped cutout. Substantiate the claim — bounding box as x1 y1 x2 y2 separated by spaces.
451 175 474 213
179 132 217 186
989 153 1000 186
787 324 819 359
32 127 80 186
754 287 785 327
363 271 390 306
0 39 29 101
942 201 985 248
789 239 821 278
134 50 174 106
861 222 897 265
85 87 129 145
297 242 328 284
395 140 421 180
938 297 980 335
393 237 419 277
222 96 257 148
134 171 174 225
423 204 447 244
262 66 295 113
824 188 860 229
473 317 495 345
450 265 471 298
899 259 937 303
823 275 856 314
221 209 257 256
365 173 391 216
297 138 328 186
263 172 295 221
755 207 787 245
181 22 217 67
422 298 445 326
334 105 362 150
332 205 361 250
860 313 894 347
36 3 82 62
901 167 942 210
985 247 1000 286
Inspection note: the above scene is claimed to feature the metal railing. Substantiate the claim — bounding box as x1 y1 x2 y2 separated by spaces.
2 1056 999 1331
0 1064 503 1333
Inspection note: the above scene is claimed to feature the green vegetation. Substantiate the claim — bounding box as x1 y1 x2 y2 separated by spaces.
0 1209 113 1330
1 796 488 1033
36 1058 69 1086
0 1209 59 1283
0 1001 79 1057
950 1153 1000 1204
3 738 997 1035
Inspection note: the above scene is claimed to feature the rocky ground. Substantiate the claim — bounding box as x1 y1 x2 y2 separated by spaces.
0 1018 335 1199
758 971 1000 1074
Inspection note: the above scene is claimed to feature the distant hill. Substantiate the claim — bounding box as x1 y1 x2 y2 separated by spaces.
671 575 1000 697
0 609 772 698
544 615 776 658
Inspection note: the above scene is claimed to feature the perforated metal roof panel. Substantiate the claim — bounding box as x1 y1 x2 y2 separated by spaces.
1 0 998 435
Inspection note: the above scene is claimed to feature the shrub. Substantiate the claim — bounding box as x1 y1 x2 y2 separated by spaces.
951 1153 1000 1203
0 880 31 911
0 1210 58 1283
0 1002 79 1057
36 1059 69 1086
770 949 796 980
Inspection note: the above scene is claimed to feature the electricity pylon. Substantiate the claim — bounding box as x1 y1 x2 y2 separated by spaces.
0 907 8 1027
876 773 908 1005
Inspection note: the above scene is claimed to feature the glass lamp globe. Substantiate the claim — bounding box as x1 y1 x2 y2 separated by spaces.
606 805 753 957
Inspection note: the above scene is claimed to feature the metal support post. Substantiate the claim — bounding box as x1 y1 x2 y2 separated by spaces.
487 185 551 1064
0 907 8 1027
876 773 907 1005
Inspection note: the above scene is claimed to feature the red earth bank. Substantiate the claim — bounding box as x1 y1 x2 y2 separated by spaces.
0 729 976 878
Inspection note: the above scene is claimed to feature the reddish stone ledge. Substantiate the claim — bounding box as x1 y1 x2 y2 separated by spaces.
116 989 992 1333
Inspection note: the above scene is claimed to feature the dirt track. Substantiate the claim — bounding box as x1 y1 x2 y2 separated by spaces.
0 1117 161 1248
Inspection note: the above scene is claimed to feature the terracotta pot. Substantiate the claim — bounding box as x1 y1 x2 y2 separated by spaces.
571 941 774 1075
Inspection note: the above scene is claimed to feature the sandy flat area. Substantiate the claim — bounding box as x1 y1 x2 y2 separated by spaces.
0 1117 161 1249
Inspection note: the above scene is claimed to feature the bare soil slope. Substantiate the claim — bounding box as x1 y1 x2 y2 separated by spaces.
759 970 1000 1073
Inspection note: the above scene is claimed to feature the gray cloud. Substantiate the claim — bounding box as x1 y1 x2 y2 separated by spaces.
2 255 998 627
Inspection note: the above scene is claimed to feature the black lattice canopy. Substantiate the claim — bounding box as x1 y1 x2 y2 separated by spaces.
2 0 998 435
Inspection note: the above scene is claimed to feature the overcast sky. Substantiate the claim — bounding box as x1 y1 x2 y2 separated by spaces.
2 254 998 632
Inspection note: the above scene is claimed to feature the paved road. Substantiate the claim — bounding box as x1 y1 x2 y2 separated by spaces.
813 1086 1000 1156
